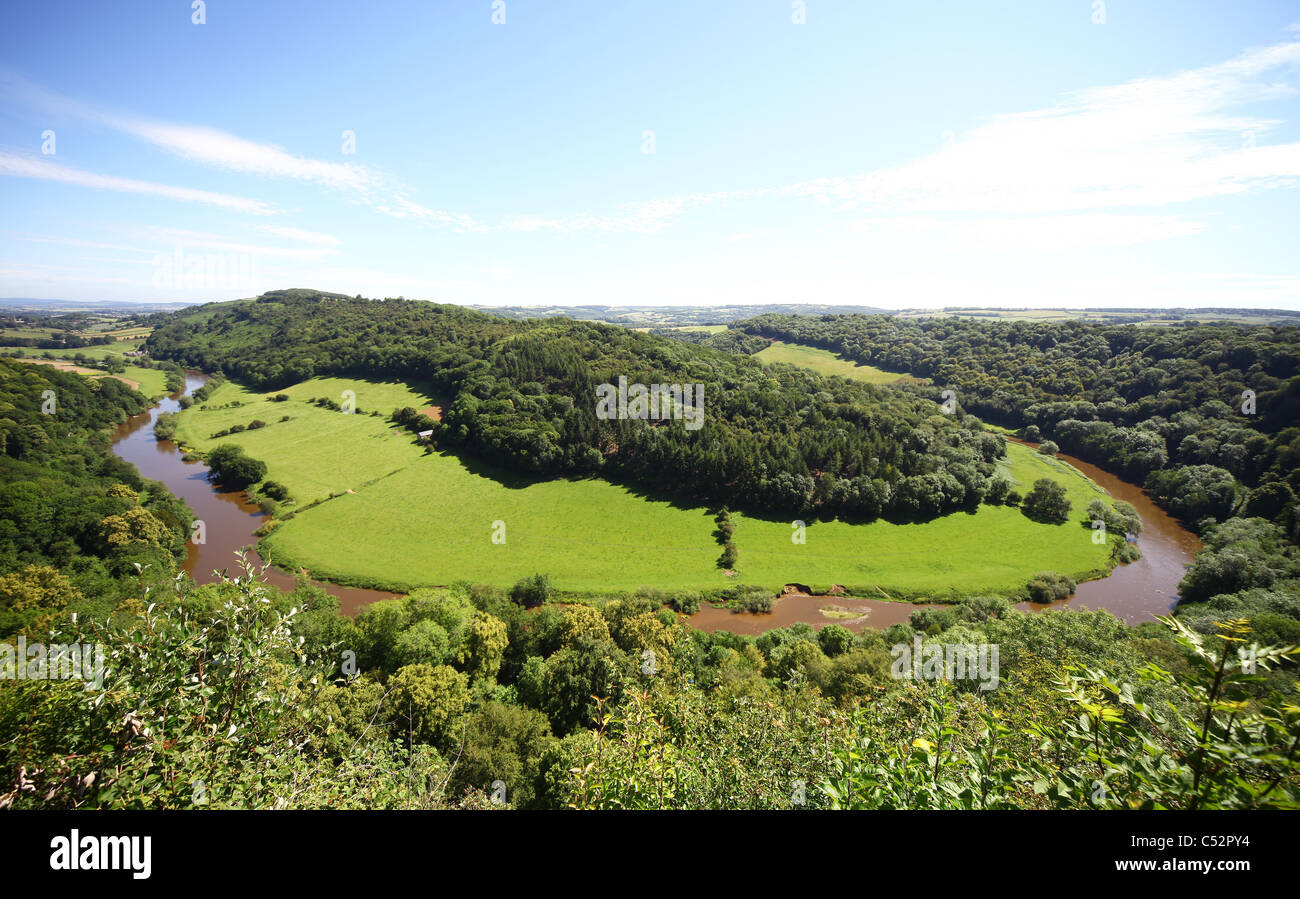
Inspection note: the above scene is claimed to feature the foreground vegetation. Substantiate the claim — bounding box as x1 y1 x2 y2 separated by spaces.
1 559 1294 810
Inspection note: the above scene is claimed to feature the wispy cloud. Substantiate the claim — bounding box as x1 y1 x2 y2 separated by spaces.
0 72 460 225
254 224 342 247
0 152 275 214
116 120 381 193
780 39 1300 215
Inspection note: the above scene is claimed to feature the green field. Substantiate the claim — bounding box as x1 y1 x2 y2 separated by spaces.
754 340 913 385
0 328 57 341
174 377 442 505
175 378 1117 597
112 365 172 398
62 340 146 360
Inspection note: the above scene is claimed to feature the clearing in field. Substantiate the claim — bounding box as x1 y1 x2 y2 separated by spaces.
754 340 913 385
176 377 1118 596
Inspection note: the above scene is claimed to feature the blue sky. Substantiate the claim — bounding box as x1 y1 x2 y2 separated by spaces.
1 0 1298 308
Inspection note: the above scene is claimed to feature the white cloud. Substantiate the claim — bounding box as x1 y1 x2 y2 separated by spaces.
782 40 1300 216
0 153 275 214
0 73 467 225
118 120 381 193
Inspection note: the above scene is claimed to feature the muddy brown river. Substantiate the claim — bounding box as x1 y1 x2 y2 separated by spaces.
115 377 1200 629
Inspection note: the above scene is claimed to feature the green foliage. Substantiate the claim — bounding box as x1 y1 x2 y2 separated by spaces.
510 573 552 607
205 444 267 489
384 663 471 749
1025 571 1077 604
565 678 843 809
823 617 1299 809
1021 478 1071 524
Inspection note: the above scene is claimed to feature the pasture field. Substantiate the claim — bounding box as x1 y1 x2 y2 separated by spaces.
58 339 147 360
0 327 56 341
173 377 442 506
175 378 1116 596
754 340 911 385
113 364 171 397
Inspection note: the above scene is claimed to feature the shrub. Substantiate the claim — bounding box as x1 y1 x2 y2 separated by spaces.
667 591 702 615
206 445 267 489
1025 571 1076 603
261 480 291 502
1022 478 1071 523
510 573 552 607
717 542 738 570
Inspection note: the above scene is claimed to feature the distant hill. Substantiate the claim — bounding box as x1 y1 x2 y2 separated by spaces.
0 298 193 314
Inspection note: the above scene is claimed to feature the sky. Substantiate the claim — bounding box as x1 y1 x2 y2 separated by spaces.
0 0 1298 310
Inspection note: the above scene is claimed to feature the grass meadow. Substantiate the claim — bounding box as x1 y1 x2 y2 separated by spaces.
754 340 912 385
177 377 1117 597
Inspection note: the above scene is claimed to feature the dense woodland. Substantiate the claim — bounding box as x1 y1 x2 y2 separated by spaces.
0 301 1296 810
736 314 1300 531
0 360 192 636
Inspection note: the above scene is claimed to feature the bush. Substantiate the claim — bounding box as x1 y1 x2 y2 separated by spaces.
742 592 772 614
985 475 1012 505
717 542 738 570
1022 478 1071 523
667 591 702 615
206 445 268 489
510 573 552 607
818 624 854 657
261 480 291 502
153 412 178 441
1025 571 1076 603
248 419 267 430
1038 440 1059 456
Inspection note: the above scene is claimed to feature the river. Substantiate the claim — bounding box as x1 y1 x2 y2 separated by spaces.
114 376 1200 629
